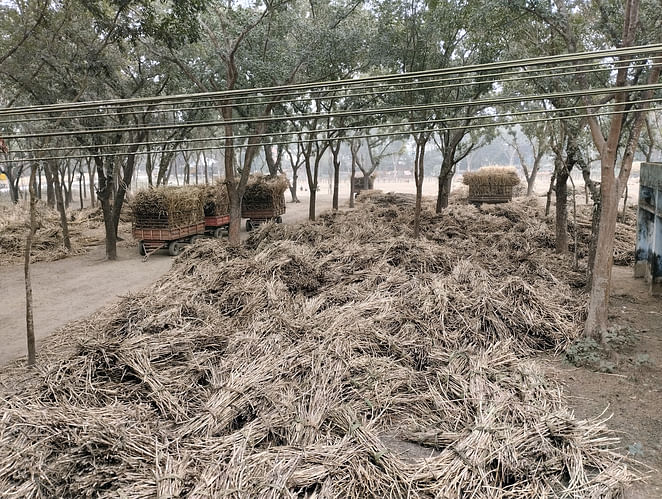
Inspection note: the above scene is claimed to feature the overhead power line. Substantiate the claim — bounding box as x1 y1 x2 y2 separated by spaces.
0 43 660 117
0 58 645 130
1 43 659 166
2 101 659 164
8 95 662 157
4 81 662 141
0 56 651 128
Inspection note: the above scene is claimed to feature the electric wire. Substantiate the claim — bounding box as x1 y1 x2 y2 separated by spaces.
2 102 657 164
0 56 651 128
8 95 662 157
1 43 660 117
4 80 662 142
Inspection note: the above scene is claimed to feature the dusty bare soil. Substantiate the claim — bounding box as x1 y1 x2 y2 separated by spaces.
0 244 172 365
546 266 662 498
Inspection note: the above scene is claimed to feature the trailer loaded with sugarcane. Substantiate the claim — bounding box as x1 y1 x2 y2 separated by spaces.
352 175 375 198
131 186 206 256
463 166 520 205
199 181 231 237
242 175 289 231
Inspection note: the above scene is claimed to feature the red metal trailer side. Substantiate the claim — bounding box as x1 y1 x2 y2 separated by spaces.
133 221 205 256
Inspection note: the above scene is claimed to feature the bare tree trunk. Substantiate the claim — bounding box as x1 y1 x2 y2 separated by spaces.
43 163 55 208
203 151 209 184
587 198 601 287
305 149 317 221
79 171 84 210
184 152 191 185
545 169 556 217
37 165 42 200
86 159 96 207
620 184 629 222
264 143 279 177
31 166 38 200
95 156 118 260
110 154 137 239
224 124 242 245
305 152 320 222
195 151 200 185
290 172 300 203
146 143 154 187
526 168 538 196
435 169 453 212
64 161 76 208
349 144 357 209
24 165 38 366
304 138 329 222
555 165 569 254
413 136 427 239
584 179 618 338
285 145 301 203
4 166 20 204
309 185 317 221
568 169 578 268
49 161 71 250
332 165 340 210
331 140 341 211
349 165 356 208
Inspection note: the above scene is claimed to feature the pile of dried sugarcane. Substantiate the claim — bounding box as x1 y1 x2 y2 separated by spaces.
0 203 88 263
0 193 634 497
567 204 637 266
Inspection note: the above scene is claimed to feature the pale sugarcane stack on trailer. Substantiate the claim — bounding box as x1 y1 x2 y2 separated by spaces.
242 175 289 231
199 181 231 237
463 166 520 204
352 174 375 198
131 186 205 256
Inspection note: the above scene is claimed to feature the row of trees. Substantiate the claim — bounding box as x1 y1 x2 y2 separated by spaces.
1 0 661 339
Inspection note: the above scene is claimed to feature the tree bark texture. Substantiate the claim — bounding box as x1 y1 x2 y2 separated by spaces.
79 173 84 210
43 163 55 208
413 136 427 239
435 168 453 213
555 165 569 254
49 161 71 250
86 159 96 207
584 179 618 339
94 155 118 260
331 140 341 211
24 165 38 366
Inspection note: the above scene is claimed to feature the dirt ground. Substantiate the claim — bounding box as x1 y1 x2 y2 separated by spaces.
546 266 662 498
0 244 172 365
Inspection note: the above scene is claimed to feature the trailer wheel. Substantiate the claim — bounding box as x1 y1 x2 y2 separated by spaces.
214 227 227 238
276 216 283 224
168 240 185 256
138 241 146 256
190 235 202 245
246 220 253 232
